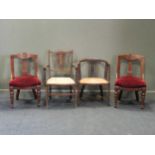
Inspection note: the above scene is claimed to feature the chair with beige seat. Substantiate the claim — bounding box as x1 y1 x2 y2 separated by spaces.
76 59 110 105
43 50 78 107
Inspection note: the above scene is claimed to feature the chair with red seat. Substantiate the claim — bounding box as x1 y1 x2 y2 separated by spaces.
114 54 146 109
9 53 41 108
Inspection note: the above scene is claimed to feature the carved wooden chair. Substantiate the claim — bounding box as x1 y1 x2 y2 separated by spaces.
76 59 110 105
9 53 41 108
114 54 147 109
43 50 78 107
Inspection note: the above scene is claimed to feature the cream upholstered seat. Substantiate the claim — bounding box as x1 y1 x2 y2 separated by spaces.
80 77 109 85
47 77 75 85
44 50 78 107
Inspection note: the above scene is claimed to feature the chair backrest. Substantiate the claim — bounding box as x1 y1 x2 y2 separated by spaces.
48 50 73 77
77 58 110 81
116 54 144 79
10 53 38 79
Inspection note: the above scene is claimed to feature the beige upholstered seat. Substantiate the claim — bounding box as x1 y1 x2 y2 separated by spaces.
80 77 109 85
47 77 75 85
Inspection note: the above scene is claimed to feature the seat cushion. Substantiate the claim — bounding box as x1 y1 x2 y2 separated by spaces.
47 77 75 85
9 75 41 88
115 76 146 88
80 77 109 85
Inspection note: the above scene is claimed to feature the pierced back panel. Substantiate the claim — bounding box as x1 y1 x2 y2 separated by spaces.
116 54 145 79
78 59 110 80
10 53 38 79
48 50 73 77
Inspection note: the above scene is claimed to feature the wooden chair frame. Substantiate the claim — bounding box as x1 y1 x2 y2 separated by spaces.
43 50 78 107
9 53 41 108
114 54 146 109
76 58 110 105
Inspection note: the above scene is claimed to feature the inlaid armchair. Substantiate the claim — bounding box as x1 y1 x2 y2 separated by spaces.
76 59 110 105
9 53 41 108
114 54 147 109
43 50 78 107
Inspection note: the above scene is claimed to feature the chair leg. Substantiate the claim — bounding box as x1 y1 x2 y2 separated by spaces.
16 89 20 100
99 85 104 100
73 86 78 107
32 89 37 100
141 88 146 109
118 90 123 101
49 86 52 100
80 85 85 99
46 85 49 108
135 91 139 102
36 85 41 107
9 86 14 108
114 86 120 108
69 86 72 100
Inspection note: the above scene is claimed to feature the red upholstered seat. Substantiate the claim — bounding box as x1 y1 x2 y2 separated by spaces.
115 75 146 88
9 75 41 88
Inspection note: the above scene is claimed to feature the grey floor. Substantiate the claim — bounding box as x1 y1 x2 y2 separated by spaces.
0 92 155 135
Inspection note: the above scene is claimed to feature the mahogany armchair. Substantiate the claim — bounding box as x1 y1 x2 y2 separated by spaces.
9 53 41 108
114 54 147 109
43 50 78 107
76 59 110 105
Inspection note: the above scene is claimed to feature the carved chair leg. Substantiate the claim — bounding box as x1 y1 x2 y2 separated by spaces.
135 91 139 102
46 85 49 108
80 85 85 99
10 87 14 108
69 86 72 100
16 89 20 100
114 86 120 108
118 90 123 101
49 86 52 100
141 88 146 109
99 85 104 100
36 85 41 107
32 88 37 100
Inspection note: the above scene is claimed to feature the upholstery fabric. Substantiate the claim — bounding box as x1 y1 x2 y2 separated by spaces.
9 75 41 88
80 77 109 85
46 77 75 85
115 75 146 88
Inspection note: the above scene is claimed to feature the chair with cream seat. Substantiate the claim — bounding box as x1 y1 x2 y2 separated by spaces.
76 59 110 105
43 50 78 107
